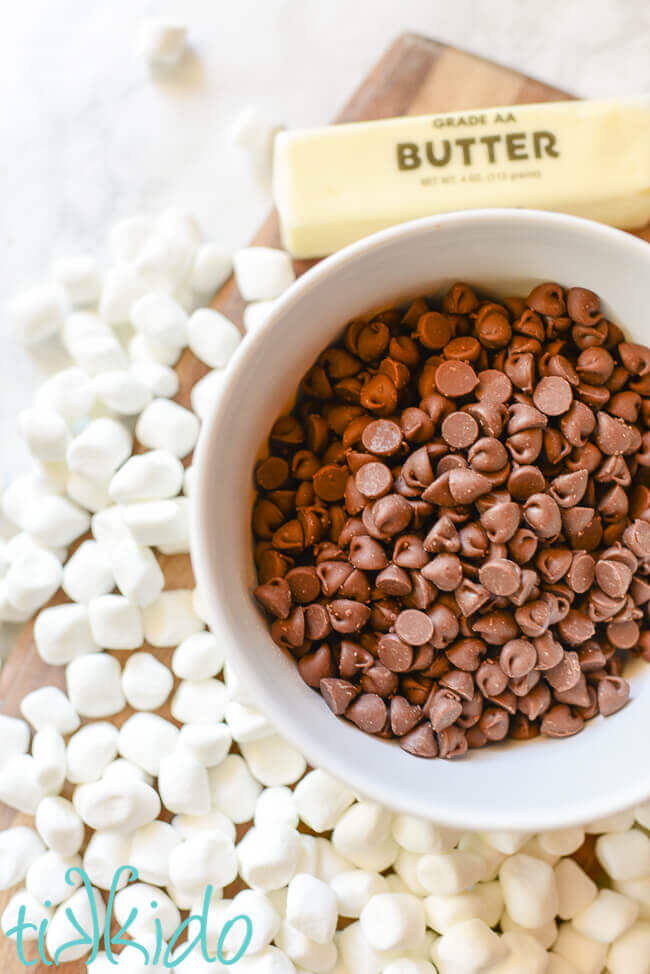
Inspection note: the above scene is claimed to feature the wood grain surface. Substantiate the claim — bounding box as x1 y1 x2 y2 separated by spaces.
0 31 644 971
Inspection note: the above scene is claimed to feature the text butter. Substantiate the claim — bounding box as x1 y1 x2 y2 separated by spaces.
272 97 650 258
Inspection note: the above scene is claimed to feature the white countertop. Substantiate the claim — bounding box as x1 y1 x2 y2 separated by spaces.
2 0 649 478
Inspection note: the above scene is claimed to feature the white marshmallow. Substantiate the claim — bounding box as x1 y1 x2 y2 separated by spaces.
393 851 428 896
139 17 187 67
88 593 143 649
0 827 45 890
6 286 64 343
586 809 636 834
613 875 650 919
1 890 52 941
634 800 650 830
110 539 164 605
2 472 58 527
169 834 237 897
209 753 261 823
157 208 202 247
143 588 203 649
99 262 149 325
236 945 297 974
190 367 228 421
158 750 211 816
178 723 232 768
490 931 548 974
545 954 580 974
83 830 133 890
361 891 425 953
500 910 557 949
26 850 82 907
499 853 559 928
0 714 30 769
132 291 189 346
481 830 532 855
553 923 608 974
337 920 384 974
130 821 180 887
136 228 195 291
294 769 355 834
62 540 114 604
47 885 106 963
136 398 200 458
131 359 179 398
555 858 598 921
119 712 179 776
275 920 337 972
220 889 280 958
607 922 650 974
241 734 306 787
34 602 100 664
171 678 230 724
35 795 85 857
66 652 126 717
66 722 119 784
238 823 300 891
67 417 133 482
32 727 66 793
183 464 195 495
424 881 504 935
172 809 236 843
417 850 486 895
436 917 507 973
384 962 435 974
285 873 338 945
187 308 240 368
331 870 388 919
66 471 112 512
0 578 32 622
64 310 129 373
392 816 459 855
110 450 184 503
171 630 223 680
190 244 232 296
20 685 79 734
572 887 638 944
20 493 90 547
314 842 363 882
224 701 273 743
53 254 101 307
91 504 133 550
255 786 299 830
596 829 650 881
73 777 161 832
334 806 397 872
35 367 96 421
4 547 62 614
129 330 182 366
121 651 173 710
233 247 295 302
231 106 282 175
243 299 278 333
94 369 152 414
115 882 180 941
17 407 69 462
109 216 153 262
103 757 153 786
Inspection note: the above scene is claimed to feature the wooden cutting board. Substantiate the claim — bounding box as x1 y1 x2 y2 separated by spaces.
0 32 642 971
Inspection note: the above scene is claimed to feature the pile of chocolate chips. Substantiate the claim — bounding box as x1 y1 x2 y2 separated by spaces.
252 281 650 759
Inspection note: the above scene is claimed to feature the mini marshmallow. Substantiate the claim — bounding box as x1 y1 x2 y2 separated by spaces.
337 920 384 974
53 254 101 307
384 963 435 974
158 750 211 816
286 873 338 944
64 310 129 374
424 881 504 934
170 678 230 724
83 830 133 890
130 821 180 887
555 858 598 921
99 262 148 325
17 407 69 462
61 540 114 604
111 539 164 605
294 769 355 834
32 727 66 793
499 854 559 929
492 931 549 974
35 367 96 421
417 850 486 895
607 922 650 974
0 714 30 769
136 228 195 292
315 842 364 883
190 367 228 421
119 712 179 776
190 244 232 296
121 498 188 549
241 734 307 787
538 827 586 859
136 398 200 458
20 685 80 734
331 870 389 919
73 777 161 832
171 630 223 680
614 875 650 919
436 918 507 973
359 891 425 953
26 850 83 906
66 722 119 784
88 593 143 649
157 207 202 247
172 809 236 843
634 800 650 830
122 651 173 710
91 505 133 551
47 885 106 963
231 106 282 175
131 291 188 346
169 834 237 897
20 493 90 547
109 216 153 261
255 786 299 830
187 308 240 368
0 827 45 889
66 652 126 717
553 923 608 974
139 17 187 67
0 578 32 622
243 299 278 333
34 602 100 664
66 471 112 512
482 830 532 855
296 833 319 877
115 882 180 943
233 247 295 302
144 588 203 647
392 816 460 855
131 359 179 398
334 804 397 872
500 910 558 949
34 794 84 857
210 754 262 823
220 889 280 958
275 920 338 972
129 330 182 366
2 890 52 941
5 547 62 614
586 809 636 834
2 472 59 527
6 285 64 343
238 823 300 891
596 829 650 881
110 449 184 503
103 758 152 786
224 701 273 743
178 723 232 768
94 369 152 414
572 888 638 944
67 417 133 482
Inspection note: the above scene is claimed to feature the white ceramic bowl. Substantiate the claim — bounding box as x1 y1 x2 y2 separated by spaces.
192 209 650 831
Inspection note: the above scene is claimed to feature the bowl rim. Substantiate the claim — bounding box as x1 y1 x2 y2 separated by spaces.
191 208 650 829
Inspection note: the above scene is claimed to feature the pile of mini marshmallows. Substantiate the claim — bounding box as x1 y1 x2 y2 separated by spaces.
0 210 650 974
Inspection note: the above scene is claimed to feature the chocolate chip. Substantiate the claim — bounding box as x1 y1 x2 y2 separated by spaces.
320 678 359 714
597 675 630 716
442 411 479 449
533 376 573 416
400 723 438 757
435 360 478 398
298 646 334 687
541 704 584 738
390 696 423 736
479 558 521 597
254 577 292 619
377 633 414 672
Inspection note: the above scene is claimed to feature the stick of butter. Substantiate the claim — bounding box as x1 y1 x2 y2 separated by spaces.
273 97 650 258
